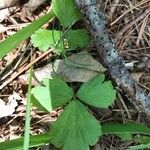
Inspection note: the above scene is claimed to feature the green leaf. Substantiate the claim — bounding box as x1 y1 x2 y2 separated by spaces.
50 101 101 150
127 143 150 150
102 123 150 149
116 133 132 141
31 28 89 52
52 0 81 28
77 74 116 108
66 29 90 49
0 133 51 150
31 77 74 112
129 135 150 149
0 11 55 58
23 65 33 149
31 29 63 52
139 135 150 144
101 123 150 135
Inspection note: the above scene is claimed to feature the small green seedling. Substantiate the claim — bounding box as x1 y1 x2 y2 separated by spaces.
31 74 116 150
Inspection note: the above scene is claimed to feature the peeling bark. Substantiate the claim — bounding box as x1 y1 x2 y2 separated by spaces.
75 0 150 116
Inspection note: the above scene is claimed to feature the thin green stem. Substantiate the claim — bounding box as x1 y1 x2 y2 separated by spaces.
23 59 33 150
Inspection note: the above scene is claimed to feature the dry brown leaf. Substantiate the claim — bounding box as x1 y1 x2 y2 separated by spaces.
19 51 106 84
0 7 16 22
0 93 22 118
54 51 106 82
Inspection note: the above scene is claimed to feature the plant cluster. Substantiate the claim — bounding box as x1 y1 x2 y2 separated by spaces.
0 0 150 150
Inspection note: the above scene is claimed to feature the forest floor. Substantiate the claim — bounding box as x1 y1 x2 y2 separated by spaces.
0 0 150 149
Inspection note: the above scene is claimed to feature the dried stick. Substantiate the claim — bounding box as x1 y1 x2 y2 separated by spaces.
75 0 150 116
109 0 120 20
115 7 150 42
110 0 150 26
136 14 149 47
0 49 52 90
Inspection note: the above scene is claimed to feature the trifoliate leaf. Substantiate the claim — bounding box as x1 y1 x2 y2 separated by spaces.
66 29 90 48
31 29 63 52
50 101 101 150
77 74 116 108
52 0 81 28
31 77 74 112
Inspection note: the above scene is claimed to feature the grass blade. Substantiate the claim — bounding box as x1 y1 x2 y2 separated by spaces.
0 10 55 59
0 133 51 150
101 123 150 135
127 143 150 150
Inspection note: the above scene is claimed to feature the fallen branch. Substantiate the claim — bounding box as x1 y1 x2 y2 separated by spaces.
75 0 150 116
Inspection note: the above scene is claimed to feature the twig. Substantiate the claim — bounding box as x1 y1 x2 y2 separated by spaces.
75 0 150 116
110 0 150 25
136 14 149 47
117 91 131 119
0 49 52 90
0 23 30 33
0 42 31 81
109 0 120 20
115 7 150 42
